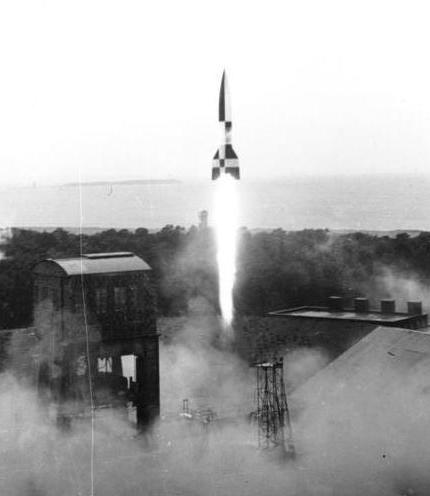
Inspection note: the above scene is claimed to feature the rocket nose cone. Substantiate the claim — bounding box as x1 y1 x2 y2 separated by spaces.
220 70 228 97
218 71 231 123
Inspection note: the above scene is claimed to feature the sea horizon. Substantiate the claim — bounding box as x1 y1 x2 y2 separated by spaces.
1 173 430 232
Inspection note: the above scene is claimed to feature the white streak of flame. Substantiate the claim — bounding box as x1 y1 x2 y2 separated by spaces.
213 175 238 327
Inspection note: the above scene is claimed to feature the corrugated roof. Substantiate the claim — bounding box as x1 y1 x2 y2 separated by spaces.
46 252 151 276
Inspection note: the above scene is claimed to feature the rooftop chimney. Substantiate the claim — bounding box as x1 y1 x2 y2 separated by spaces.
328 296 343 312
354 297 369 313
407 301 422 315
380 299 396 314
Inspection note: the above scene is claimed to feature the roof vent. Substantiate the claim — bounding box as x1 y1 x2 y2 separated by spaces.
84 252 134 259
354 297 369 313
407 301 422 315
328 296 343 312
381 299 395 314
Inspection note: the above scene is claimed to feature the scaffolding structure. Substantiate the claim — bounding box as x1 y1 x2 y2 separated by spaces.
254 358 295 457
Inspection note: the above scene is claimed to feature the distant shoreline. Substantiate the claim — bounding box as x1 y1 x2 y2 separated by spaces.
63 179 181 187
1 176 430 232
4 226 427 238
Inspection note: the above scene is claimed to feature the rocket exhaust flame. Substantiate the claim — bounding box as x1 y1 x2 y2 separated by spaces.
213 174 238 327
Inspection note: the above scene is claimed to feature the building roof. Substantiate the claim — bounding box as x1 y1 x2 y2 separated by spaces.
290 327 430 493
293 326 430 404
34 252 151 276
269 306 423 325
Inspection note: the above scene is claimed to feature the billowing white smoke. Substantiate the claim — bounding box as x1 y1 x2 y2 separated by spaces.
4 302 430 495
212 175 239 329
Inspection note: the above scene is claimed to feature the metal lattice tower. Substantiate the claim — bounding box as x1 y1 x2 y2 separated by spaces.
254 358 295 456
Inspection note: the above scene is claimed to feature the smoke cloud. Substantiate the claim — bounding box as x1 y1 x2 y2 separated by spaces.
3 304 430 495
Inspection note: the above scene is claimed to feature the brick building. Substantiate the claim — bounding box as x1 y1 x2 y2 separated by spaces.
236 296 428 365
11 252 159 429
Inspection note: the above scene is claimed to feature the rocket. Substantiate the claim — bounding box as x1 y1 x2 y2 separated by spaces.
212 71 240 180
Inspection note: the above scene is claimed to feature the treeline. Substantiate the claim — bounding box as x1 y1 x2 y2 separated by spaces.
1 227 430 329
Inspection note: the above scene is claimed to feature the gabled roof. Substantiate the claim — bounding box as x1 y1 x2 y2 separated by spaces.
290 326 430 494
292 326 430 408
34 252 151 277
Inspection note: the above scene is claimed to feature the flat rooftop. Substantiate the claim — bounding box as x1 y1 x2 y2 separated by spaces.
269 306 425 325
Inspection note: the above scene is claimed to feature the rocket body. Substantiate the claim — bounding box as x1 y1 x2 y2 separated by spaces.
212 71 240 180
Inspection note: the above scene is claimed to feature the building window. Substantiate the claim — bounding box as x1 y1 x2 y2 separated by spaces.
72 292 83 314
97 357 112 373
39 286 49 302
95 287 108 314
114 287 127 311
38 286 59 309
129 285 138 312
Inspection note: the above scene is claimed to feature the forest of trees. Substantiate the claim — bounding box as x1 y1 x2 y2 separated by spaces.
1 226 430 330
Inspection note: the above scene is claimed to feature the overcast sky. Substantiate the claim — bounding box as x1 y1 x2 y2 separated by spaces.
1 0 430 185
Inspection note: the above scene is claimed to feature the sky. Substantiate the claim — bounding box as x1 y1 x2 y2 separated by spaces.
1 0 430 185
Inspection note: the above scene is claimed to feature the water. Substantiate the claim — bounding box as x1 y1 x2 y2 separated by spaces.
1 174 430 232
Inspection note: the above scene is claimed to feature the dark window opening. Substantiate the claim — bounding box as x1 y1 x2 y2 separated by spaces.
95 287 108 314
129 285 138 314
39 286 49 302
114 287 127 312
38 286 59 310
72 290 84 314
